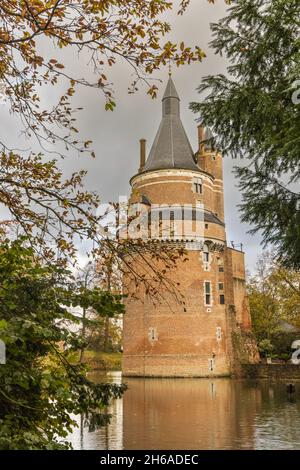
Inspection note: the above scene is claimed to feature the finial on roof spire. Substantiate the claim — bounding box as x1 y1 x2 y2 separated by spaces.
168 59 172 77
162 75 180 116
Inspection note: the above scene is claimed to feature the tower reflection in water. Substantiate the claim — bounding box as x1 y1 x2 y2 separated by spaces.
70 373 300 450
123 378 261 450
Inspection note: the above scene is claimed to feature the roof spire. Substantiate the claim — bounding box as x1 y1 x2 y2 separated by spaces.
141 76 200 173
162 75 180 116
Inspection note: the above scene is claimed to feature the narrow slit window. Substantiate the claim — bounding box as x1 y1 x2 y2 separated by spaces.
220 294 225 305
203 244 209 263
149 328 157 341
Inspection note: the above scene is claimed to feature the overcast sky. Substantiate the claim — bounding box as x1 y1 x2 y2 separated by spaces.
1 1 264 272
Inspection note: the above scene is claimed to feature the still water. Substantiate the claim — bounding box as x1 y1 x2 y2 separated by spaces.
69 371 300 450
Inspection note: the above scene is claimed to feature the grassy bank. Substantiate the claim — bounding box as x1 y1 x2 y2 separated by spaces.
80 351 122 371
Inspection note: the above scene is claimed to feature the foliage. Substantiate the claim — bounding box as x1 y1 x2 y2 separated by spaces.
87 316 122 352
0 152 102 259
270 332 300 361
190 0 300 269
268 266 300 328
79 351 122 371
0 0 206 112
258 333 300 361
0 1 216 450
73 260 122 360
258 339 274 358
0 239 126 450
248 284 279 341
0 0 207 257
248 252 300 358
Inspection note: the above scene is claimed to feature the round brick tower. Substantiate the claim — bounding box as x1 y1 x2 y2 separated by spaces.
122 77 255 377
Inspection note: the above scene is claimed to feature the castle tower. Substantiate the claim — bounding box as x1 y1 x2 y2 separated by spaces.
122 77 255 377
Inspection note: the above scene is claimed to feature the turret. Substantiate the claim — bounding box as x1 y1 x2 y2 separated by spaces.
122 76 257 378
197 125 225 222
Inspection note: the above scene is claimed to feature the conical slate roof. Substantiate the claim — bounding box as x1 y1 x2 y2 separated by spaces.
142 77 199 173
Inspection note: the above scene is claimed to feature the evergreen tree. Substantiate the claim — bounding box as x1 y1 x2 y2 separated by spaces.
191 0 300 269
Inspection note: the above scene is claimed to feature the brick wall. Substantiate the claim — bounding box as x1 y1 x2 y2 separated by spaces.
123 166 257 377
241 363 300 380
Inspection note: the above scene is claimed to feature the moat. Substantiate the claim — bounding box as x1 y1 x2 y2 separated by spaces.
69 372 300 450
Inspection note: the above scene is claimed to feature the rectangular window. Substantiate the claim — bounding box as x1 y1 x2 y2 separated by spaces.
218 266 224 273
194 182 202 194
205 281 211 306
220 294 225 305
192 177 203 195
158 212 163 238
218 283 224 290
170 211 175 237
203 252 209 263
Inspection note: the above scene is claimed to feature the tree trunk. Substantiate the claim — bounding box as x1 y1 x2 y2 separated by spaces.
104 316 110 352
103 267 112 352
79 307 87 363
